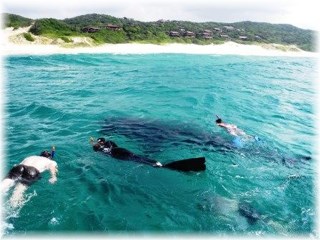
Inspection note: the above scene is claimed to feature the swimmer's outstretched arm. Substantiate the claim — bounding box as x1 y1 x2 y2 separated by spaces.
48 162 58 184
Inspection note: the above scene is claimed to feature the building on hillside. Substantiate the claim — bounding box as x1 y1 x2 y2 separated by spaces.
220 34 230 39
184 31 195 38
239 36 248 40
223 26 235 31
202 30 213 39
81 27 100 33
106 24 122 31
203 29 212 34
169 31 180 37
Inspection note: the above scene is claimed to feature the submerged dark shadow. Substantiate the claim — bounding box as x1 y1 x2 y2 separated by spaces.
100 116 311 165
100 116 233 152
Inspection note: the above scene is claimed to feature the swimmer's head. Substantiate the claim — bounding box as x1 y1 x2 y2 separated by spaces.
97 138 106 144
93 138 118 152
215 114 223 124
93 143 102 152
40 150 52 159
93 138 108 152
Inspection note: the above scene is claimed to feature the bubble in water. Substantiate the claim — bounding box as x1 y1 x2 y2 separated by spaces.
49 217 60 226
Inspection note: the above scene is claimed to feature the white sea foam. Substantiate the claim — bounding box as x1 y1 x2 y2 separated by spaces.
1 190 37 236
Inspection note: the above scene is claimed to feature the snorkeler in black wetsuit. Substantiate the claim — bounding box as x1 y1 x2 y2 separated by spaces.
93 138 163 167
91 137 206 172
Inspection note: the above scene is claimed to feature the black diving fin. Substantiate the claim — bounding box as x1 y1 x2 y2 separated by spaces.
163 157 206 172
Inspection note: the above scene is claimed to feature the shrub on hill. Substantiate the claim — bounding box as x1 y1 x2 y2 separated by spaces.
23 32 35 42
30 18 74 37
3 13 33 28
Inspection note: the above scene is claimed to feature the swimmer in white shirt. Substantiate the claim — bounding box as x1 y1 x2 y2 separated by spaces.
215 116 247 137
1 147 58 208
215 116 256 148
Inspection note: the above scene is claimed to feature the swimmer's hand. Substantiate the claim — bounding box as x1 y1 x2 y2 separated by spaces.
49 177 57 184
89 137 95 145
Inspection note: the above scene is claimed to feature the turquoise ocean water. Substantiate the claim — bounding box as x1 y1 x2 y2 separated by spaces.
3 53 317 237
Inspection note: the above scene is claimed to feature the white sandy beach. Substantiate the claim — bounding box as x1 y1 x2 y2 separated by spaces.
1 26 317 57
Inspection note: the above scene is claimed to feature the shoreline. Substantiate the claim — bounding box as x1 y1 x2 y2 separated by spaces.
3 42 317 57
2 27 317 57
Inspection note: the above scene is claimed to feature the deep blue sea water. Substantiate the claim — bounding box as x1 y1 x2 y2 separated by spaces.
2 53 317 237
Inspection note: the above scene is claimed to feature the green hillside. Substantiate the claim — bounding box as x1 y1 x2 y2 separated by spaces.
29 18 74 37
3 13 33 29
3 13 317 51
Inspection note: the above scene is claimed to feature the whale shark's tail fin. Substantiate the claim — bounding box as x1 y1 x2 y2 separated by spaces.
163 157 206 172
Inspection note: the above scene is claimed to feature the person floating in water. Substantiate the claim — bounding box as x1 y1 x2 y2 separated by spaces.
1 147 58 208
215 115 255 148
215 115 247 137
90 137 206 172
92 137 163 167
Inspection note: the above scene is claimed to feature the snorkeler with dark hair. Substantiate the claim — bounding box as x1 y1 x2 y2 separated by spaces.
215 115 247 137
91 137 206 172
215 115 256 148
